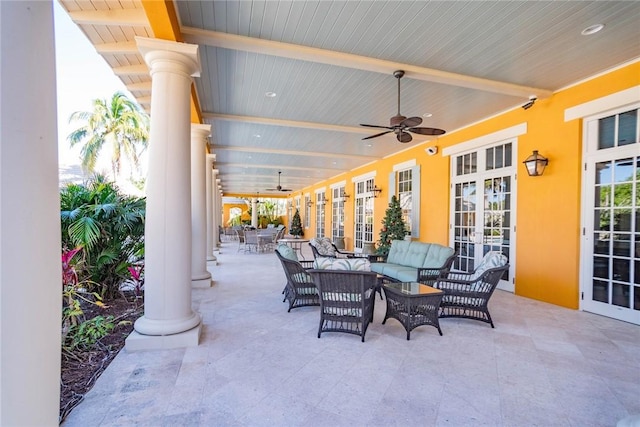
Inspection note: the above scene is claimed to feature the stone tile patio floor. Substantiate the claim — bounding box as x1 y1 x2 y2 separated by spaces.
63 241 640 426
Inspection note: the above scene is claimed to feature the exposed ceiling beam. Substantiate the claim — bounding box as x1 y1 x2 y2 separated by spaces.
136 96 151 105
68 9 149 26
183 27 552 99
113 65 149 76
94 41 138 54
203 113 367 134
212 146 377 161
126 81 152 92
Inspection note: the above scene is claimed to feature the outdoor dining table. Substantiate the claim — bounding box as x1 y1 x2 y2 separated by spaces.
277 238 310 260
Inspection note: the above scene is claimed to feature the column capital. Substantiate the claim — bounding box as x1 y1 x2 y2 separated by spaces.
135 36 200 78
191 123 212 139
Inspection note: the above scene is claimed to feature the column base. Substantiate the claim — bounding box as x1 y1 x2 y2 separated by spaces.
207 254 218 265
125 322 202 351
192 271 212 288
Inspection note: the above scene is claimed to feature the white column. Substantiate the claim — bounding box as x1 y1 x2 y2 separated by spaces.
127 37 201 350
1 2 60 424
212 169 221 251
205 155 217 260
191 125 212 287
251 198 258 227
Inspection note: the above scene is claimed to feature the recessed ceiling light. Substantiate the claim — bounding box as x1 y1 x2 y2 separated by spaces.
581 24 604 36
366 143 372 147
423 113 433 118
253 134 261 138
265 91 277 98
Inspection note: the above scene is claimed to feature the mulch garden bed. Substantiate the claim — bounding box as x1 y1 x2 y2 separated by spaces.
59 293 143 423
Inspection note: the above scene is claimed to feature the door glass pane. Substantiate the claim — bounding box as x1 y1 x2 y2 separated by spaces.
593 256 609 279
618 110 637 146
612 283 630 308
594 233 609 255
453 181 476 272
593 280 609 303
613 258 630 282
598 115 615 149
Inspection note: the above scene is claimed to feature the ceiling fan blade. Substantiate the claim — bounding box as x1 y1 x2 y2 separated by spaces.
408 127 447 136
397 131 412 143
280 188 293 192
363 130 393 140
360 123 393 129
401 116 422 127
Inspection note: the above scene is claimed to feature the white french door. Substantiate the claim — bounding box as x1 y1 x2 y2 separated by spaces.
450 142 516 292
354 178 374 251
581 106 639 324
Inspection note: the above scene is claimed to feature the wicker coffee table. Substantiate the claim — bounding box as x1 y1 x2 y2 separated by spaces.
382 282 445 340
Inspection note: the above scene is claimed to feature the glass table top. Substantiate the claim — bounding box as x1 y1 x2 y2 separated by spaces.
383 282 443 296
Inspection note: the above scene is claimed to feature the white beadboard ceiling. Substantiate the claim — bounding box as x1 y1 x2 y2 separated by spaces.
59 0 640 195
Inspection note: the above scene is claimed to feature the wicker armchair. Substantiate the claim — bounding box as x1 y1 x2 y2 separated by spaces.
308 269 378 342
432 252 509 328
309 237 356 259
275 248 319 312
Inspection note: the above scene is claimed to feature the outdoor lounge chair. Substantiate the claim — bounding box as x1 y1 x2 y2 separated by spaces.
275 246 319 312
432 251 509 328
308 269 377 342
309 237 356 259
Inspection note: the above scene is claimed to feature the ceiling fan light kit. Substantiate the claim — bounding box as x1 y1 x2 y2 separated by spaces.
361 70 446 143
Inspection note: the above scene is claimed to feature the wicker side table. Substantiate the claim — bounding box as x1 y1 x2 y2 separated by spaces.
382 282 445 340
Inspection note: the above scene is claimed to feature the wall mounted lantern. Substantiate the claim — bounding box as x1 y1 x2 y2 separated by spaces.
523 150 548 176
306 200 313 208
319 196 327 206
342 192 350 200
372 185 382 198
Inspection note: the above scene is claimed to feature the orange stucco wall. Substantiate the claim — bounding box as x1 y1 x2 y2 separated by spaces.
299 61 639 310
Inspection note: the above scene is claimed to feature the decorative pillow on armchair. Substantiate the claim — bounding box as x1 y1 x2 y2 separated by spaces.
310 237 337 257
471 251 508 279
276 244 298 261
313 257 371 271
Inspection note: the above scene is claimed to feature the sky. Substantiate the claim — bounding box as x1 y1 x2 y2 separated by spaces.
53 1 132 170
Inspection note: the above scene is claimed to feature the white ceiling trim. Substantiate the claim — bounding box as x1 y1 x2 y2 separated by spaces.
203 113 366 134
68 9 148 26
182 27 552 99
213 145 377 161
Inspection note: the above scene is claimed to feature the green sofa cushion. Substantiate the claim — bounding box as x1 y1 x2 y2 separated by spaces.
386 240 411 265
423 244 455 268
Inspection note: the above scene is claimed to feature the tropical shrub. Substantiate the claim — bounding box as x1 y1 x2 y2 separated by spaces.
60 175 145 299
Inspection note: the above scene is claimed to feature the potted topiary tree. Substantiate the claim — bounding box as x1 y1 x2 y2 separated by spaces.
290 208 304 238
376 195 408 256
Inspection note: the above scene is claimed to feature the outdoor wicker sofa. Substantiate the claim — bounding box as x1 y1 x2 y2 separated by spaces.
432 251 509 328
368 239 456 284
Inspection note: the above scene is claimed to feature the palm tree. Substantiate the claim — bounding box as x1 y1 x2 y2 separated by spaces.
67 92 149 181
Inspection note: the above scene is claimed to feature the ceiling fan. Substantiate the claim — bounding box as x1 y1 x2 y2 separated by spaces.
360 70 446 143
266 171 292 192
